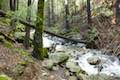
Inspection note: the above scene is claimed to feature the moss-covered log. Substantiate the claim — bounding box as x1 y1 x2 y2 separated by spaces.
32 0 46 60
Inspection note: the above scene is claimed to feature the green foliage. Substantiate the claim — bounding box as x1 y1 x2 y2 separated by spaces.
0 18 11 26
15 23 25 32
85 27 98 43
92 0 113 16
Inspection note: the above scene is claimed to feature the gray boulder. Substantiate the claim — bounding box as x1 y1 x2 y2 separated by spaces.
42 59 54 70
87 56 101 65
66 61 82 73
49 52 69 64
69 76 77 80
88 74 112 80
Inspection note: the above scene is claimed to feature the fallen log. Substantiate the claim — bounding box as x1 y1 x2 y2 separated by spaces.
0 10 86 43
0 32 16 43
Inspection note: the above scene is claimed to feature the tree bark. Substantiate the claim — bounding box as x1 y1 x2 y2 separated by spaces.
115 0 120 25
1 0 10 11
87 0 92 25
24 0 32 49
47 0 51 27
10 0 18 30
51 0 54 26
33 0 46 60
64 0 69 30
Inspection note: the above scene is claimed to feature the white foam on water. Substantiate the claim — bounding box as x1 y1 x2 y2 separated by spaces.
75 51 120 77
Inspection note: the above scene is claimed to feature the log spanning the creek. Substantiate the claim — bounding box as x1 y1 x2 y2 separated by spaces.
0 10 86 44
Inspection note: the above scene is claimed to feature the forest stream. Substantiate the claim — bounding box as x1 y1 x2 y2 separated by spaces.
39 31 120 78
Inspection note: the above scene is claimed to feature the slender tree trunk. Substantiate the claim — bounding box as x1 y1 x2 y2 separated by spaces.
10 0 18 30
47 0 51 27
0 0 2 9
115 0 120 25
24 0 32 49
33 0 46 60
87 0 91 25
16 0 19 10
1 0 9 11
51 0 54 26
64 0 69 30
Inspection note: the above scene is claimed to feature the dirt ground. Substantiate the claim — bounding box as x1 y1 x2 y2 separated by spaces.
0 44 67 80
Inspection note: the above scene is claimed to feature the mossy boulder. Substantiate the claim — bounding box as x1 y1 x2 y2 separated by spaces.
77 73 88 80
77 74 112 80
49 52 69 64
42 59 54 70
0 74 12 80
88 74 112 80
68 76 77 80
66 61 84 73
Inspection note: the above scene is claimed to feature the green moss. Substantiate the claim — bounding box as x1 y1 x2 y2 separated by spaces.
4 41 14 49
37 48 45 60
33 0 45 60
15 48 34 62
43 48 48 58
0 35 5 42
0 74 12 80
16 48 28 56
19 61 28 66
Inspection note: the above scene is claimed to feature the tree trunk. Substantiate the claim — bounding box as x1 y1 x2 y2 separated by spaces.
47 0 51 27
1 0 10 11
24 0 32 49
87 0 91 25
115 0 120 25
64 0 69 30
10 0 18 30
0 0 2 9
33 0 46 60
51 0 54 26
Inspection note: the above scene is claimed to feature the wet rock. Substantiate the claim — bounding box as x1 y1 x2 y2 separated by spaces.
42 59 54 70
55 45 66 52
42 72 49 76
50 75 55 79
65 70 70 76
66 61 82 73
87 56 101 65
68 76 77 80
89 74 112 80
0 74 12 80
49 52 69 64
53 65 59 71
77 73 88 80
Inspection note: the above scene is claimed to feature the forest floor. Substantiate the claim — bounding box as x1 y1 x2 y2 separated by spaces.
0 43 68 80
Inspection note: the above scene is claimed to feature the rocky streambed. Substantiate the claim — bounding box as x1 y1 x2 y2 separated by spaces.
13 30 120 80
42 34 120 80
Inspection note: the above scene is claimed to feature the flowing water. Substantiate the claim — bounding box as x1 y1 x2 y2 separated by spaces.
31 30 120 77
